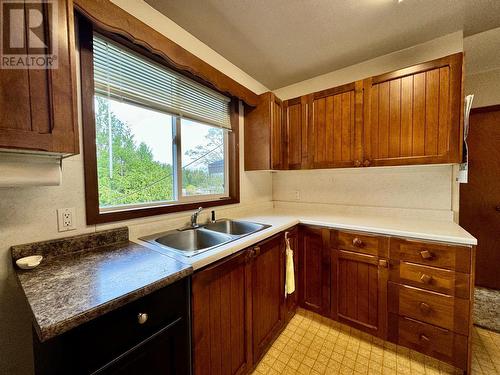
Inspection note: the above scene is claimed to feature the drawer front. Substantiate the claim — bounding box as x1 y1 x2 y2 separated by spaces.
390 261 470 298
389 283 469 335
390 238 471 273
335 230 389 257
391 315 468 370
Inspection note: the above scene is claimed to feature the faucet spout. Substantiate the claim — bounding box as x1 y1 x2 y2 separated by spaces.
190 207 203 228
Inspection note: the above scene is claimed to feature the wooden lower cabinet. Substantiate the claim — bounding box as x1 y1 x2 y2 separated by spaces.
331 248 388 338
299 226 331 316
251 234 286 362
191 249 253 375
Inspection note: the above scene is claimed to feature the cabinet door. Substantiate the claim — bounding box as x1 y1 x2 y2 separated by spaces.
299 226 330 316
363 53 463 167
284 96 308 169
0 0 78 154
270 95 284 169
252 234 285 363
192 250 253 375
308 82 363 168
285 227 299 322
331 248 388 338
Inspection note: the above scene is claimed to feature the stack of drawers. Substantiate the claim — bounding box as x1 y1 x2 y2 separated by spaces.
387 238 474 373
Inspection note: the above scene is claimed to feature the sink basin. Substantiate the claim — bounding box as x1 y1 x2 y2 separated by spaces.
142 228 233 257
204 219 269 236
140 219 271 258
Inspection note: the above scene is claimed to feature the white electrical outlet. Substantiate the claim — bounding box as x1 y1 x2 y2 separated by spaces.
57 208 76 232
294 190 300 200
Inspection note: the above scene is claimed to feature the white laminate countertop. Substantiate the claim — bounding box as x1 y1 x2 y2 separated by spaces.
133 208 476 271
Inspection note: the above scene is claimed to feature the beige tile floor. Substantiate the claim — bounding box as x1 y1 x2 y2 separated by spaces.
252 309 500 375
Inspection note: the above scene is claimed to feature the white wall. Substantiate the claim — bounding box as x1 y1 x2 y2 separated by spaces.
464 27 500 108
0 2 272 373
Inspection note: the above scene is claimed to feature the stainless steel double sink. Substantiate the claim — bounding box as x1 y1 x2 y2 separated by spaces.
140 219 271 257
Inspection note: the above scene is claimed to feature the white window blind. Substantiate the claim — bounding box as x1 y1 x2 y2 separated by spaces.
92 34 232 130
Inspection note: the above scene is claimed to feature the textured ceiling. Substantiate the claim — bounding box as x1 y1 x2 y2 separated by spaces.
145 0 500 89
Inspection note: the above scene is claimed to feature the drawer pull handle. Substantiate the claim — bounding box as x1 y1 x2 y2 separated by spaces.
137 312 148 324
419 334 430 343
420 250 433 260
419 302 431 314
352 238 364 248
420 273 433 284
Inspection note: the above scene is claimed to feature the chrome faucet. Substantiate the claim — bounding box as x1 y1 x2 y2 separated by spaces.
190 207 203 228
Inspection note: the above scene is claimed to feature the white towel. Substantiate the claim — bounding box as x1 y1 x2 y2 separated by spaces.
285 236 296 296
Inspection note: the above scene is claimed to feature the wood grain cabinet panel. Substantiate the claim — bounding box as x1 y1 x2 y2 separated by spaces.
363 53 463 166
284 96 308 169
251 234 286 363
244 92 284 170
331 231 389 338
388 315 468 370
388 283 470 336
389 261 470 298
0 0 78 154
192 250 253 375
308 83 363 168
299 226 330 316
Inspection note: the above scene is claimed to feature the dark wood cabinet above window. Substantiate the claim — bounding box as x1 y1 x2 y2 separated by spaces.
0 0 78 154
244 53 464 171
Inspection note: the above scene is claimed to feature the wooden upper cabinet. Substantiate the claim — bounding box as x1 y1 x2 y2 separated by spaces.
363 53 463 166
0 0 78 154
192 249 253 375
308 82 363 168
244 92 284 170
283 96 308 169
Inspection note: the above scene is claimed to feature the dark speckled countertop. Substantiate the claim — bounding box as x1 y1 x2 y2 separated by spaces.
11 228 192 342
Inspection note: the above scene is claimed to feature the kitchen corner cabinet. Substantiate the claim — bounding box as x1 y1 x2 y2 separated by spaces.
362 53 463 166
330 230 389 338
244 53 463 171
0 0 79 154
251 234 286 362
191 249 253 375
299 226 331 316
244 92 283 170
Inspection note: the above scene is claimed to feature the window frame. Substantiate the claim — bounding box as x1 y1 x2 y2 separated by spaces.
78 17 240 225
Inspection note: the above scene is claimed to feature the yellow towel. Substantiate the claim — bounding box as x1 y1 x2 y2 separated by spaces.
285 236 295 296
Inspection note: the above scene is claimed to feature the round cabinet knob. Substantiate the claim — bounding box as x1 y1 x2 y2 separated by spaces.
419 302 431 314
420 250 433 260
420 273 433 284
352 238 364 248
495 206 500 212
137 312 148 325
378 259 388 268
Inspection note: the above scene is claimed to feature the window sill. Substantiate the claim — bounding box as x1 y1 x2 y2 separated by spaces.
88 197 240 225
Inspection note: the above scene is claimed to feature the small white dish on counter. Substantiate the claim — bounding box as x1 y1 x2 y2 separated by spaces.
16 255 43 270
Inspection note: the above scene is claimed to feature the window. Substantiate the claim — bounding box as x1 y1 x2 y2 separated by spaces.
80 26 239 224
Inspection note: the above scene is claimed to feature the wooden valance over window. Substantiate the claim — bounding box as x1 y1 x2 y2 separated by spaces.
73 0 260 107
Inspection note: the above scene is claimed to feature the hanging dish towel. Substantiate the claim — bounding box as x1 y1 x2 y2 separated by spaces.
285 235 296 296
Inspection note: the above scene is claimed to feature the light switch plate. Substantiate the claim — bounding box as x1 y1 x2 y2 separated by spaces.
57 207 76 232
